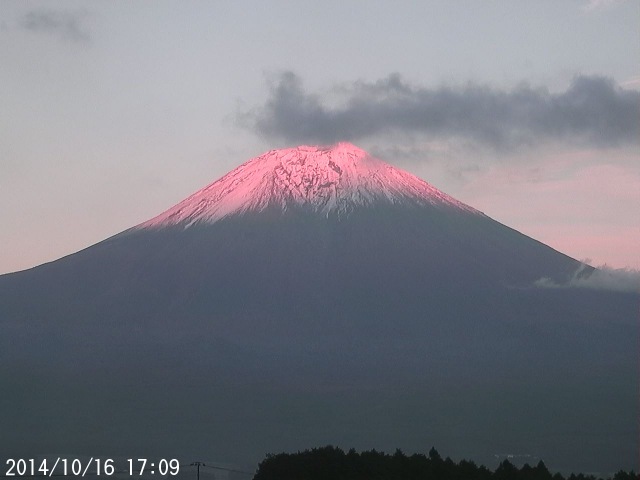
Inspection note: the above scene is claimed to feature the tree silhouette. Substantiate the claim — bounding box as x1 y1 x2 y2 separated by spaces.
251 446 638 480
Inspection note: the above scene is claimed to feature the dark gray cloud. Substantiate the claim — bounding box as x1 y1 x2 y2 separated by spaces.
240 72 640 150
20 8 90 42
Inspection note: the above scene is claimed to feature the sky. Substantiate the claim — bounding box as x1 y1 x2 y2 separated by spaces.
1 0 638 274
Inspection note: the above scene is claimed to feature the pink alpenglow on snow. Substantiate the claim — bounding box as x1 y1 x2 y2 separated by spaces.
138 142 480 228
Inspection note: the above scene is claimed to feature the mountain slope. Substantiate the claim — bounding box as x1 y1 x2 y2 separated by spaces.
0 143 636 472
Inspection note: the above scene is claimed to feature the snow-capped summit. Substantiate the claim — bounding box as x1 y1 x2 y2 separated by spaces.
139 142 478 228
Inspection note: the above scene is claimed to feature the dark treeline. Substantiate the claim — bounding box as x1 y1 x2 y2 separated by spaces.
252 446 638 480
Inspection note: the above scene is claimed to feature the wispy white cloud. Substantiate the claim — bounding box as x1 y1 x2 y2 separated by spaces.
583 0 627 12
535 263 640 293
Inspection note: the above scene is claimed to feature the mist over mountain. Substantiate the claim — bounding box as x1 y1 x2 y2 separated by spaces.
0 143 636 473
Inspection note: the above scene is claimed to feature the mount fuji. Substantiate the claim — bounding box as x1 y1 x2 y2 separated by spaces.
0 143 636 473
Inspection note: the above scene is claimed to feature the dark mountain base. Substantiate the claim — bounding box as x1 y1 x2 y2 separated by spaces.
0 207 637 472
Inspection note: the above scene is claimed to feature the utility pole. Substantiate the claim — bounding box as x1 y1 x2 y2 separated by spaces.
190 462 205 480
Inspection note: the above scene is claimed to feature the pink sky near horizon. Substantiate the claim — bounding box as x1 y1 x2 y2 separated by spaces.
458 156 639 270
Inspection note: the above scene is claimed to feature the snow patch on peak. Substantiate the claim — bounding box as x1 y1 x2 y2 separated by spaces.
137 143 480 229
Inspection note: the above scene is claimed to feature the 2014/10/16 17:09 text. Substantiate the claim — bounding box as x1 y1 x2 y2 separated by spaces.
5 458 180 477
